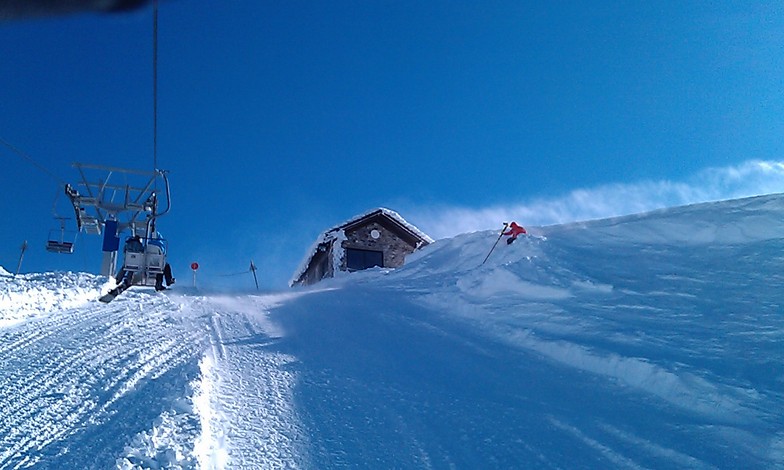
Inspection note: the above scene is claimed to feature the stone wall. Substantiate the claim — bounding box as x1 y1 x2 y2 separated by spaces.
341 221 416 270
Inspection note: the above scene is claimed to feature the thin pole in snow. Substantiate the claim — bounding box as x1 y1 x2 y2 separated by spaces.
190 262 199 288
250 260 259 291
15 240 27 276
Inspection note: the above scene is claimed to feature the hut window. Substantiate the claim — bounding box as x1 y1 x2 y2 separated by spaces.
346 248 384 271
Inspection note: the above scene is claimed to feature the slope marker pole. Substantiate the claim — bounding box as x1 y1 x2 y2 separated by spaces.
15 240 27 276
250 260 259 291
191 262 199 288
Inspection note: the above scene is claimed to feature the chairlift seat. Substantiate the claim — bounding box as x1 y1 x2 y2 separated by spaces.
123 252 145 272
121 245 167 288
46 225 77 254
145 254 165 274
46 240 74 254
81 216 102 235
122 253 161 287
144 244 166 274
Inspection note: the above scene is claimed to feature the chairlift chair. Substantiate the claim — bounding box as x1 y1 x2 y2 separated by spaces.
119 235 168 287
46 218 77 254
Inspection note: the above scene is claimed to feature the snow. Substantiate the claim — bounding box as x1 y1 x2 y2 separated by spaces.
1 194 784 468
0 270 104 327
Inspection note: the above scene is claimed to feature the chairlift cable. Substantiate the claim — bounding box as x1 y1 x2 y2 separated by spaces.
0 136 65 185
152 0 158 175
217 270 252 277
0 136 79 252
50 187 65 217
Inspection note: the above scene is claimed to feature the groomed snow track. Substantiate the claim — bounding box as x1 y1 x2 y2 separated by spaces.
0 272 308 470
0 287 205 469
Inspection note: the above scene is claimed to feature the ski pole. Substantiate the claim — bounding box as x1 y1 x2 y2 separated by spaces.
481 222 509 265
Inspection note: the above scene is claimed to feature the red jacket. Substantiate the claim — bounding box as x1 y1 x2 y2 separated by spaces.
503 222 527 238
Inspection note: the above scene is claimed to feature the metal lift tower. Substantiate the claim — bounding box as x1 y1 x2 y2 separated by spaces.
64 163 171 277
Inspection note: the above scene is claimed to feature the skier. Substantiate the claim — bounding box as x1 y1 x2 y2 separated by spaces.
114 235 143 287
503 222 527 244
126 235 144 253
154 263 175 291
147 233 175 291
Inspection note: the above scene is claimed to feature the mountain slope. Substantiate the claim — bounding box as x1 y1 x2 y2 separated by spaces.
1 194 783 469
267 193 784 468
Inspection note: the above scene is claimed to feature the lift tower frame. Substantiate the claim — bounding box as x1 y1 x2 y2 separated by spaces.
64 163 171 277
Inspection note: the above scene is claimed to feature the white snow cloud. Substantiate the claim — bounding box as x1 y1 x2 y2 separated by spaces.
409 160 784 239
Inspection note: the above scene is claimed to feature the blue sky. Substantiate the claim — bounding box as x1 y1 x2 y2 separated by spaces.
2 1 784 289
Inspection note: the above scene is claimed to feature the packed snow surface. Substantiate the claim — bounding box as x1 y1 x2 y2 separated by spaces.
1 194 783 469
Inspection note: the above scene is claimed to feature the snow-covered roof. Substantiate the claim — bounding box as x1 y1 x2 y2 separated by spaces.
336 207 434 244
289 208 433 286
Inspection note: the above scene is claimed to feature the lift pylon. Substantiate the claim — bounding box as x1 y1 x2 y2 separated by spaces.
63 163 171 277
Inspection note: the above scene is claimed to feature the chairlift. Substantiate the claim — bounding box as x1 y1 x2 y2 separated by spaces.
118 233 168 287
46 217 77 254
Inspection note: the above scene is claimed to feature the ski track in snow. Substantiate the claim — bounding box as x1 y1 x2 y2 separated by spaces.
0 271 311 470
189 295 309 469
167 296 307 469
0 288 208 469
0 254 324 469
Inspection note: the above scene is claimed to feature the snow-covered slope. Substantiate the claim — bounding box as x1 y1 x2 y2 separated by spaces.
1 194 782 469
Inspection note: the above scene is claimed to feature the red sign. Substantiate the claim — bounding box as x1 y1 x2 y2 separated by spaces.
191 262 199 270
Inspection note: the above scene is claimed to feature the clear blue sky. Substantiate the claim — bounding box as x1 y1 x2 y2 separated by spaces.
2 1 784 289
